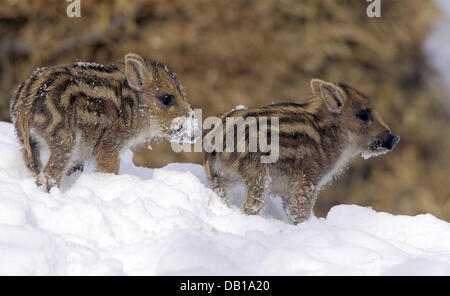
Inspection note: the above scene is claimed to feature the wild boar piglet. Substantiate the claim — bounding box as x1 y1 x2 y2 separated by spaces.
203 79 399 224
11 53 202 192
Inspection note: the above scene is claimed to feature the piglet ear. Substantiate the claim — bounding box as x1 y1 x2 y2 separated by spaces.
310 78 345 114
125 53 152 92
310 79 324 96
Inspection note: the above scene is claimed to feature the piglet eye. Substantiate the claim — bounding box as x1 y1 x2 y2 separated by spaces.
356 109 371 122
158 94 175 106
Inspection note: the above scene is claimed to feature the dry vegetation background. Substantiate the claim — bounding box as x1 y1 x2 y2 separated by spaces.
0 0 449 220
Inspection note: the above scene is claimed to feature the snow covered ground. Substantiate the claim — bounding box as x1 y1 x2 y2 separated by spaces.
0 122 450 275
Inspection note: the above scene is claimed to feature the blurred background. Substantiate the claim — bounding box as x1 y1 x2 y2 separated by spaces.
1 0 449 220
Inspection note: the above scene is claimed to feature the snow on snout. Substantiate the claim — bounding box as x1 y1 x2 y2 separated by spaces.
170 110 202 144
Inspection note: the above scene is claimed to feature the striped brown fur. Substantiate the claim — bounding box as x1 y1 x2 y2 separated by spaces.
203 79 399 224
10 53 200 192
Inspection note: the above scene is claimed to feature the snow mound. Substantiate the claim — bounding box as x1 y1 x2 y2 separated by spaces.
0 121 449 275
